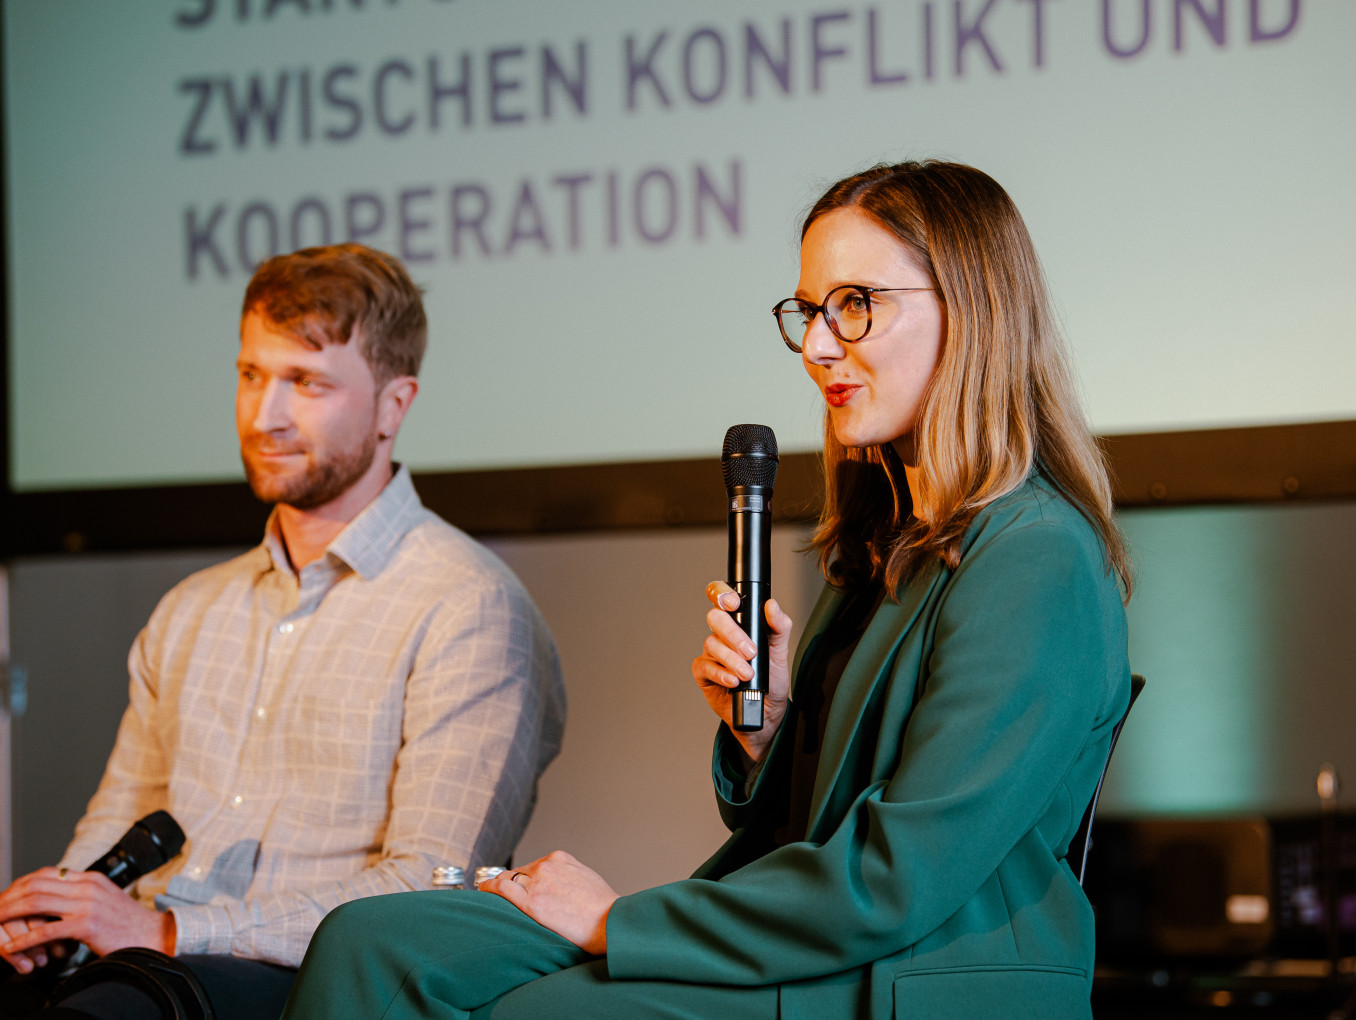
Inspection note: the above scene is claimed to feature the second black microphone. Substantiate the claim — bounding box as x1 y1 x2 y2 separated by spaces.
721 424 778 731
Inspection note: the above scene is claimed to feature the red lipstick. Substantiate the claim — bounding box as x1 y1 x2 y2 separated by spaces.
824 384 860 407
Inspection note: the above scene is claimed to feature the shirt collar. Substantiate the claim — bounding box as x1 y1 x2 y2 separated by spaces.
260 465 425 581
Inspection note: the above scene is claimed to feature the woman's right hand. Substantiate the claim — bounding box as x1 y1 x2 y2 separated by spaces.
691 581 794 765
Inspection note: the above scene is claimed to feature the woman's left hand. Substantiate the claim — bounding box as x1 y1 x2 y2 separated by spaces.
479 851 618 956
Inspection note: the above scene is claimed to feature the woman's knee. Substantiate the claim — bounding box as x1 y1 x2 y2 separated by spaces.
310 893 404 954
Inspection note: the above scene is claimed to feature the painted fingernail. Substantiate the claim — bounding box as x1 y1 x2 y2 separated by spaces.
34 952 47 968
15 958 32 974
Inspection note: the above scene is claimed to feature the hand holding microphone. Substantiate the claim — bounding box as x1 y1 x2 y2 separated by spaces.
696 582 794 761
0 811 186 970
691 425 795 762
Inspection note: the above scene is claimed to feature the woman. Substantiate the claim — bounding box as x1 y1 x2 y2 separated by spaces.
280 160 1131 1019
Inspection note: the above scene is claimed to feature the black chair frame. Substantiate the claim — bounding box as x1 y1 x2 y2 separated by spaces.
1070 672 1145 886
46 947 215 1020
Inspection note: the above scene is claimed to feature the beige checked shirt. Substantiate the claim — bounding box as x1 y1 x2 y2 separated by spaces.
58 467 565 967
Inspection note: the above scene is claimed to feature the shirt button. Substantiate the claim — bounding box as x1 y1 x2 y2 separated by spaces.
255 707 267 720
277 622 294 635
192 866 203 878
231 795 244 809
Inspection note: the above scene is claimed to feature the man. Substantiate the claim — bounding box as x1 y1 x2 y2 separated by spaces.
0 244 566 1018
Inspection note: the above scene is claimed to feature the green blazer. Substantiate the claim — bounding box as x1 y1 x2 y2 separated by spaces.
607 475 1131 1019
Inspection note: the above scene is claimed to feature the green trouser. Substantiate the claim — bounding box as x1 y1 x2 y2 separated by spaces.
281 890 779 1020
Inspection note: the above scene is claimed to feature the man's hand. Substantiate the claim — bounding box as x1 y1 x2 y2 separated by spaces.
0 868 175 970
1 915 53 974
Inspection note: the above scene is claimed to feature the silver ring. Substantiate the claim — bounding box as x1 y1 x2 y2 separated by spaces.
510 871 528 885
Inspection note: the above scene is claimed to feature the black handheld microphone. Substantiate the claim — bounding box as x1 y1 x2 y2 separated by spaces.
87 810 186 888
50 810 187 975
722 424 778 731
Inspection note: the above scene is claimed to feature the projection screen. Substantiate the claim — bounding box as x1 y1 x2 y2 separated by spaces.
4 0 1351 497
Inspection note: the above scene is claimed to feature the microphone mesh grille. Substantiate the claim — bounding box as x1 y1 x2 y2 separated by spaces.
721 424 779 489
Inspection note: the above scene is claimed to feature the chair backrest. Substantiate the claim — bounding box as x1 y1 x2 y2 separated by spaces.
1070 672 1146 886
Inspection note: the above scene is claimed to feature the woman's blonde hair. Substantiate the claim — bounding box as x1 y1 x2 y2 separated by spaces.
804 161 1131 599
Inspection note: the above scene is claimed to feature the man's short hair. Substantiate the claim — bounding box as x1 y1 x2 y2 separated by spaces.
242 243 427 385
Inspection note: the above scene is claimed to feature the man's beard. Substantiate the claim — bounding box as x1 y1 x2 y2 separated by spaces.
242 428 379 509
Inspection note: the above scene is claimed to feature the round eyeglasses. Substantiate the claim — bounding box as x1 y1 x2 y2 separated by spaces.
772 284 936 353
